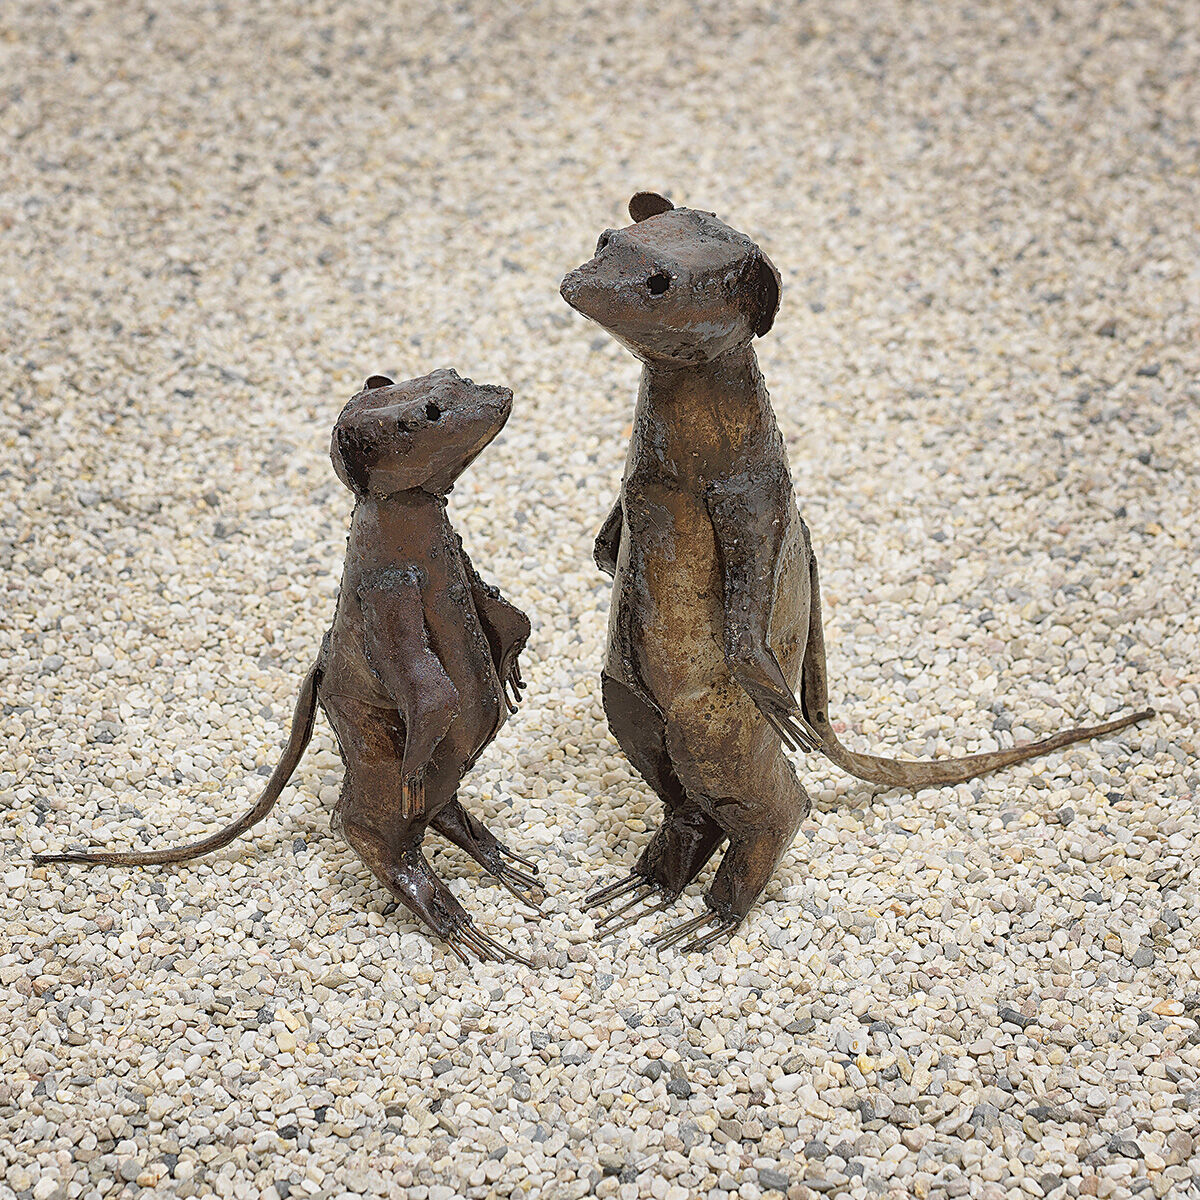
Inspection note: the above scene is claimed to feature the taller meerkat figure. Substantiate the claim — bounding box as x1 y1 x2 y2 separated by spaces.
561 192 1152 954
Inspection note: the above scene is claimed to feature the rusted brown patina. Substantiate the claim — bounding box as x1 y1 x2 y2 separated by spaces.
36 369 537 966
562 193 1153 954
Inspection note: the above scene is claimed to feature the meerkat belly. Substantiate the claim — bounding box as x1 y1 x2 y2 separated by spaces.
320 595 393 708
424 556 505 759
612 481 728 704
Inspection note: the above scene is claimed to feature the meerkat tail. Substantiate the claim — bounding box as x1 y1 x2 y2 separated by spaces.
799 557 1154 789
809 705 1154 789
34 665 322 867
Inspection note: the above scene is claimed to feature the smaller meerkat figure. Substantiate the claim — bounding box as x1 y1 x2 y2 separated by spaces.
37 369 537 966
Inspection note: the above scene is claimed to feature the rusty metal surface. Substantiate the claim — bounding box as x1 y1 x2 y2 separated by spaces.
564 194 1153 954
37 369 536 965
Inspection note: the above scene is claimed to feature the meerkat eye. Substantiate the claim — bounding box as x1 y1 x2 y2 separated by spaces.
595 230 614 256
424 401 442 422
646 271 671 296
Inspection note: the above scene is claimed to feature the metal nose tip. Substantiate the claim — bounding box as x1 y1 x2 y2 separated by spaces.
479 383 512 405
560 271 584 303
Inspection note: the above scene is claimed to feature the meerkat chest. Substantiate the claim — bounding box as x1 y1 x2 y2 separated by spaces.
627 414 726 494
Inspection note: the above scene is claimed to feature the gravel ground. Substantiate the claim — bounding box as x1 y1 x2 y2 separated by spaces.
3 2 1199 1199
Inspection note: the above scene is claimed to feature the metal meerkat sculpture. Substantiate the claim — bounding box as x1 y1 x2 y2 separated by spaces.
561 192 1154 955
36 369 538 966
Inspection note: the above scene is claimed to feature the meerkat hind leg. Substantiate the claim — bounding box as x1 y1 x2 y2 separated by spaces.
342 820 532 967
587 676 726 933
653 779 810 956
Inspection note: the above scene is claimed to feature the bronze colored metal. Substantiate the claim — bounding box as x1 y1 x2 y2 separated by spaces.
36 369 536 966
562 193 1153 954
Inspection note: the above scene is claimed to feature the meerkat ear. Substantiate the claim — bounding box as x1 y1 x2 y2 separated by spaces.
749 249 782 337
629 192 675 222
364 375 394 390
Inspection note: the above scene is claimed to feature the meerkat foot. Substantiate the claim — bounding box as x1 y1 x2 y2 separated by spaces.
587 807 727 940
588 799 727 944
343 821 532 966
387 857 506 964
430 800 544 916
654 816 800 954
465 848 544 917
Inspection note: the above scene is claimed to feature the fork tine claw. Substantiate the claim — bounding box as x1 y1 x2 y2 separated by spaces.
470 925 534 968
456 924 496 961
761 699 823 754
649 910 715 952
679 921 737 955
401 775 426 819
496 861 541 892
443 933 472 966
586 871 646 909
498 844 539 875
765 711 797 750
777 711 810 752
492 872 545 918
788 711 821 752
600 894 670 938
500 943 535 969
797 714 822 747
594 883 654 932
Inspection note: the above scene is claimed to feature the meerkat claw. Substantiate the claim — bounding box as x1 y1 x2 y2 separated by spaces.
585 871 646 909
679 921 738 955
798 713 822 745
493 859 541 893
594 883 656 933
491 870 545 918
762 710 796 751
496 843 539 875
443 935 472 966
599 892 671 938
460 922 533 968
650 910 724 953
400 775 426 821
455 923 500 963
766 705 820 754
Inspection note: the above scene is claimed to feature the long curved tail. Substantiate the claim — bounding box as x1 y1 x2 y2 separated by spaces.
798 557 1153 789
34 664 322 867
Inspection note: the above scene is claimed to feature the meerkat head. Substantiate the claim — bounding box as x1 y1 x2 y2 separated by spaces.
559 192 781 365
331 368 512 499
